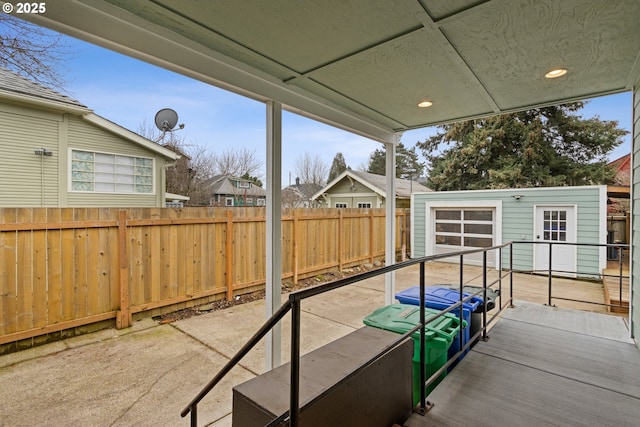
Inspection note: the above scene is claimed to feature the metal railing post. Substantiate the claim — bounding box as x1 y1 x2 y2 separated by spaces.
547 242 553 306
290 299 301 427
482 251 487 341
509 243 514 307
459 255 464 350
190 405 197 427
618 246 624 311
418 261 426 412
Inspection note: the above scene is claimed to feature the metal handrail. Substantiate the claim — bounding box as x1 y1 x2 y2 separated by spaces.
181 242 516 426
511 241 629 309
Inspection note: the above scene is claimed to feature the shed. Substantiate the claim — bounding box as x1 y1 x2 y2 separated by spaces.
412 186 607 277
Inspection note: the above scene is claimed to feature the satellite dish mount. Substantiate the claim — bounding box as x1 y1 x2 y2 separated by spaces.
154 108 184 141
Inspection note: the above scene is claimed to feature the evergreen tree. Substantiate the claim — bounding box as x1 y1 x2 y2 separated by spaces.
366 142 424 179
328 152 348 182
417 103 627 191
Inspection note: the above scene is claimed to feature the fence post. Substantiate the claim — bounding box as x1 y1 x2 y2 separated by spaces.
116 210 131 329
226 209 234 301
338 210 343 272
369 209 375 263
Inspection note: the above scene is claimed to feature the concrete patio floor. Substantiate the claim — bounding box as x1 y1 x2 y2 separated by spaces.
0 262 629 426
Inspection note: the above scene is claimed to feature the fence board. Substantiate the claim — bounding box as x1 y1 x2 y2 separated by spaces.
17 209 33 333
32 209 48 329
0 209 17 335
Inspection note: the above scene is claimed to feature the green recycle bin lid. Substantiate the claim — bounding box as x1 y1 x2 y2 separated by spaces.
363 303 463 345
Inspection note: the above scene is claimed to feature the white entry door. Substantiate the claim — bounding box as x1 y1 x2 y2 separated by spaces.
534 206 577 276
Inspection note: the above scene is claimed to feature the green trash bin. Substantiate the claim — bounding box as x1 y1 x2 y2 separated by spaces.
363 303 463 405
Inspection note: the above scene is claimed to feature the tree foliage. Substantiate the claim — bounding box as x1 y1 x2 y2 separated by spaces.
366 142 424 179
0 15 73 91
328 152 348 182
417 103 627 191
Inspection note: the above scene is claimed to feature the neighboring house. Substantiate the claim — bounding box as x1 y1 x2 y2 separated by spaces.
311 170 431 209
411 186 608 278
607 153 631 215
0 67 179 208
206 175 266 207
282 177 323 208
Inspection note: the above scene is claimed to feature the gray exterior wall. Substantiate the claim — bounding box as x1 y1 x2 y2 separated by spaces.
632 83 639 344
0 103 169 207
412 186 607 275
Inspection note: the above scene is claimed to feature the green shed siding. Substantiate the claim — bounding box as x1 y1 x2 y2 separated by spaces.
0 105 61 207
412 186 606 275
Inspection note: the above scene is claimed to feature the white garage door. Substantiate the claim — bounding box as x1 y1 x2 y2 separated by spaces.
433 208 496 266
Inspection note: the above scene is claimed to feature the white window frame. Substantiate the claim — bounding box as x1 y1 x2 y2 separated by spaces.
237 180 250 188
335 202 348 208
357 202 372 208
69 149 155 194
225 197 234 206
256 198 266 206
422 200 502 268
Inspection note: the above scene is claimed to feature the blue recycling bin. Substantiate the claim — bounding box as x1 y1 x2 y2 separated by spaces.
395 286 482 362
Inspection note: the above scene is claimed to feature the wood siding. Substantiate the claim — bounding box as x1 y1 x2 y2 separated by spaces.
413 187 605 275
0 207 410 348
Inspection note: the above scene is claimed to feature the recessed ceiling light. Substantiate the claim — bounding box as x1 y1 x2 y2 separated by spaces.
418 100 433 108
545 68 568 79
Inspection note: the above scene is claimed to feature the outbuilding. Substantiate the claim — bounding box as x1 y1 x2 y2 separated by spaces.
411 186 608 278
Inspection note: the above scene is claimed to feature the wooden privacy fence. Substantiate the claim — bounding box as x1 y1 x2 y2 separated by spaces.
0 207 410 347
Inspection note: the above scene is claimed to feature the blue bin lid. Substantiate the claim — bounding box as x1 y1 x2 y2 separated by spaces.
395 286 482 312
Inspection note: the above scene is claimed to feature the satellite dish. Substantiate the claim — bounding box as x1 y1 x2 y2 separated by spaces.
154 108 179 132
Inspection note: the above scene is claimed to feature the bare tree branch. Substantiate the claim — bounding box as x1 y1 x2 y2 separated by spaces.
294 152 328 186
0 15 74 91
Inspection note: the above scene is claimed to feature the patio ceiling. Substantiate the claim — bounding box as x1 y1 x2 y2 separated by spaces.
21 0 640 143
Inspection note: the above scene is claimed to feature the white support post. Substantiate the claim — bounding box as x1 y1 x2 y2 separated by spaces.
266 100 283 370
384 136 399 305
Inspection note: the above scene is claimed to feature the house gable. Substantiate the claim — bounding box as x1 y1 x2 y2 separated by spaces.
0 68 179 208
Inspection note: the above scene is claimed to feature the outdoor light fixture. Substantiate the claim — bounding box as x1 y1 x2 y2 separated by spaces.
512 194 524 201
545 68 568 79
34 148 53 156
417 100 433 108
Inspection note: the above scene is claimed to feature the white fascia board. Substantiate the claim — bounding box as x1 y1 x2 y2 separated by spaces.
24 1 397 144
82 113 179 160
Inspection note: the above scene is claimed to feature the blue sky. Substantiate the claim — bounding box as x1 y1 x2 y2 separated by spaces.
62 36 632 184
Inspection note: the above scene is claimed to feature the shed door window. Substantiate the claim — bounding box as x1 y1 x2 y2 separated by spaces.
435 209 494 249
543 209 567 241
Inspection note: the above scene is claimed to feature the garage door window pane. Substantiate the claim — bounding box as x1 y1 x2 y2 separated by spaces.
436 235 461 246
464 223 492 234
464 210 492 221
436 210 461 220
436 223 461 233
464 237 493 247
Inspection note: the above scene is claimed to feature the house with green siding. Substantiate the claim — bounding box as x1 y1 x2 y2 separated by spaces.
0 67 179 208
411 186 607 278
312 170 431 209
